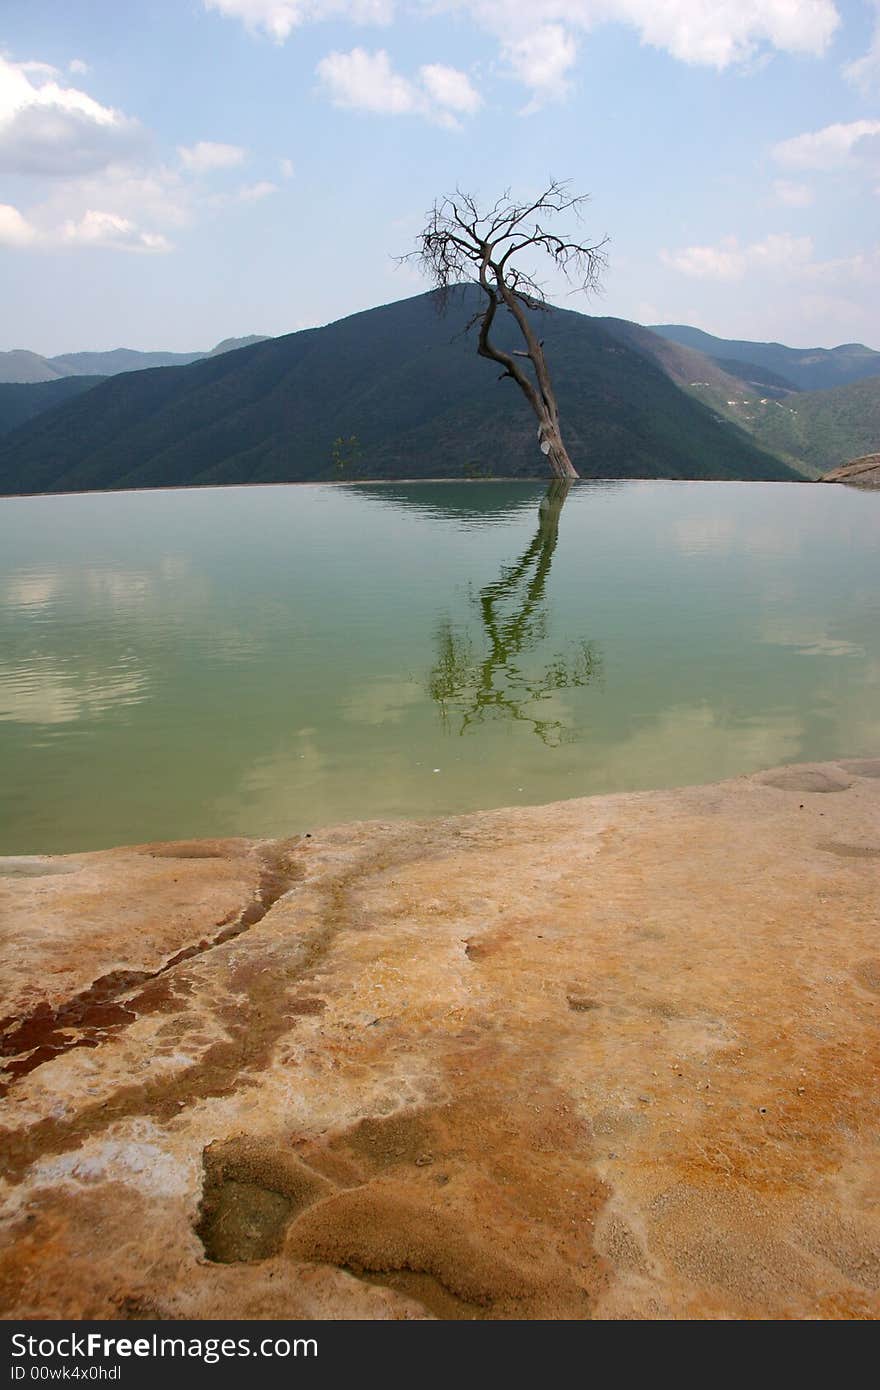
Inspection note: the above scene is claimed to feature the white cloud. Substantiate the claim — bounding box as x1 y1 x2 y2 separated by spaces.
1 133 286 255
39 167 192 234
773 119 880 171
178 140 246 172
419 63 482 115
317 48 480 126
318 48 418 114
68 59 90 76
0 53 277 256
0 201 171 253
787 287 880 337
209 0 841 68
661 234 880 342
773 179 814 207
662 238 747 280
747 232 815 269
279 156 295 177
0 54 145 176
203 0 392 42
237 179 279 200
61 209 171 253
204 0 305 40
605 0 839 68
844 0 880 94
502 25 577 108
207 0 841 106
662 232 814 281
97 170 191 227
0 202 37 246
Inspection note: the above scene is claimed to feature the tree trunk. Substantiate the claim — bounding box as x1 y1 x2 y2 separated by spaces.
537 418 578 479
474 267 580 480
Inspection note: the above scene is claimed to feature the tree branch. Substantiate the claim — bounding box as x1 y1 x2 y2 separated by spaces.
399 181 609 479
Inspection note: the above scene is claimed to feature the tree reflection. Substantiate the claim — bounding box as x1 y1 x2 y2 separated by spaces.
428 479 601 746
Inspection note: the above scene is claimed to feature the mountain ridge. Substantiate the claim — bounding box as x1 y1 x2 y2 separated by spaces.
0 288 798 496
0 336 271 385
651 324 880 392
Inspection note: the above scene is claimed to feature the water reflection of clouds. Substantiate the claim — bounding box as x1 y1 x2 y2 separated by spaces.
4 559 199 618
3 573 62 611
787 638 864 658
593 703 807 788
341 678 423 726
0 654 149 724
4 556 264 662
670 492 877 562
759 614 865 659
671 515 739 555
85 568 154 608
671 513 802 559
217 724 451 835
213 726 329 830
80 559 215 618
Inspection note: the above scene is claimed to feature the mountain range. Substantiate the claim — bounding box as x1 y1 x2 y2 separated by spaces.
0 288 797 495
0 291 877 495
0 336 269 385
651 324 880 393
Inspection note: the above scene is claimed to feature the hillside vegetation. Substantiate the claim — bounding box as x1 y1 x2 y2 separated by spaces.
652 324 880 392
726 375 880 478
0 377 106 436
0 288 797 496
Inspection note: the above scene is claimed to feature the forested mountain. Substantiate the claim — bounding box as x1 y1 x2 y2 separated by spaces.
725 374 880 478
651 324 880 393
0 288 797 496
0 377 106 436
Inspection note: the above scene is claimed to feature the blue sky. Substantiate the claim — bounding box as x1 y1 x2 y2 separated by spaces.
1 0 879 353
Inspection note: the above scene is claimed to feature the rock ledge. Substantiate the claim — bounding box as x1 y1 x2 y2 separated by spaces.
1 760 879 1320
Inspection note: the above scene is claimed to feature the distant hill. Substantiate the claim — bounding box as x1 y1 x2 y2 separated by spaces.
49 349 203 376
726 374 880 478
0 336 271 384
205 336 270 358
0 288 798 497
710 357 798 396
0 351 69 385
651 324 880 393
0 377 106 436
595 318 761 396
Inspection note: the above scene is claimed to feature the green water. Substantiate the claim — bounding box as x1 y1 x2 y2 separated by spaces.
1 479 878 854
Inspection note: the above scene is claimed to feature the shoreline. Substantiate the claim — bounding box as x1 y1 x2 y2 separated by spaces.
0 474 816 503
1 757 879 1319
2 752 878 862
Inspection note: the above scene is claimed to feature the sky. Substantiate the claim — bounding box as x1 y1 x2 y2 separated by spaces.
1 0 879 354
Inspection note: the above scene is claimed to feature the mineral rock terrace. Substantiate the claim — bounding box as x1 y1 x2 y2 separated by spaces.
1 759 879 1320
821 454 880 488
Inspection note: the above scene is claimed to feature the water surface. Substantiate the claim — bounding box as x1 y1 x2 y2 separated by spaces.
1 479 877 853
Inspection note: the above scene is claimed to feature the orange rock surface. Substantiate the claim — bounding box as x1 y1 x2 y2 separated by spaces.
821 454 880 488
1 760 878 1320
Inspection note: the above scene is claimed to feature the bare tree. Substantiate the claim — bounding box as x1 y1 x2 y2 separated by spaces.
405 181 608 480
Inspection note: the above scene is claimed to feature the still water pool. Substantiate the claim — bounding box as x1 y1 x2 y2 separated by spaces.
1 479 878 854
